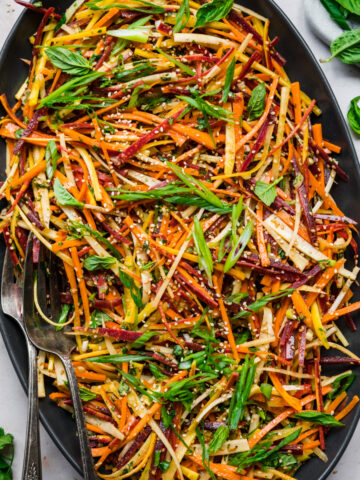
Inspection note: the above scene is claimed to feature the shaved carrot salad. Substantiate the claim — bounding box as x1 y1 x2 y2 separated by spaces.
1 0 360 478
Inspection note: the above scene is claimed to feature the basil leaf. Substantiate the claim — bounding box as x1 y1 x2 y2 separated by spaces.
254 176 283 207
90 310 112 328
248 83 266 121
53 178 84 209
193 217 213 284
348 96 360 134
195 0 234 28
118 270 143 308
208 425 230 455
293 411 344 427
46 47 91 76
79 386 97 402
174 0 190 33
260 383 273 400
0 431 13 450
326 28 360 64
224 221 253 273
83 255 116 271
221 57 236 103
45 140 60 180
335 0 360 14
131 331 158 349
233 289 294 319
320 0 351 29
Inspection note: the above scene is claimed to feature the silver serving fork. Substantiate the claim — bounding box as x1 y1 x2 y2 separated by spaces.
23 236 98 480
1 249 42 480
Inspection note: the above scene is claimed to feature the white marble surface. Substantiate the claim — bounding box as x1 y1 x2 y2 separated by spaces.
0 0 359 478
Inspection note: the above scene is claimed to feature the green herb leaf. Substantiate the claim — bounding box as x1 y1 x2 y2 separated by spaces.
348 96 360 134
328 372 355 399
86 354 150 363
45 140 60 180
131 331 158 349
79 386 97 402
334 0 360 14
195 0 234 28
226 292 249 304
221 57 236 103
174 0 190 32
254 176 283 206
14 128 24 139
293 411 344 427
0 431 13 451
83 255 116 271
208 425 230 455
56 303 71 331
149 363 167 380
248 83 266 121
121 371 160 402
233 289 294 319
108 28 150 43
90 310 112 328
166 162 226 209
260 383 273 400
320 0 351 29
231 197 244 244
0 427 14 479
196 425 216 480
87 0 165 14
193 217 213 284
224 221 253 273
118 270 143 308
326 28 360 64
53 178 84 209
46 46 91 76
228 355 256 429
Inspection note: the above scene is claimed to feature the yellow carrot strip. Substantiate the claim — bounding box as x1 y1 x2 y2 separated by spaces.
70 247 91 328
51 27 107 43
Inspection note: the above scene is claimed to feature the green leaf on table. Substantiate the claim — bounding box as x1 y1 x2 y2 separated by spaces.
195 0 234 28
247 83 266 121
325 28 360 64
348 96 360 134
334 0 360 14
320 0 351 30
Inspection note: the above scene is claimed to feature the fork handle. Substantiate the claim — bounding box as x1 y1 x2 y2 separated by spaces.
62 356 98 480
22 340 42 480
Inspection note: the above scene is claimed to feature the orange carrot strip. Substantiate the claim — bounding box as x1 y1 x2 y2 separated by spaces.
291 291 313 329
291 82 302 125
269 371 302 411
335 396 359 421
322 302 360 324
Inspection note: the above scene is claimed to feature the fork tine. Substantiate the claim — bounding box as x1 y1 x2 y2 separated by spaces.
23 233 35 328
2 249 15 296
1 249 23 321
36 242 49 316
49 251 62 320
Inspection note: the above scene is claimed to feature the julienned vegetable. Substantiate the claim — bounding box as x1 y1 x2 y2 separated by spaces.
1 0 360 479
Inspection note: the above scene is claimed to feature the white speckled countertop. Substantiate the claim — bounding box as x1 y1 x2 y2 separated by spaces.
0 1 359 478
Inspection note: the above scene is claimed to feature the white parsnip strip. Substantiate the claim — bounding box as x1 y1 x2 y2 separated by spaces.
272 85 290 177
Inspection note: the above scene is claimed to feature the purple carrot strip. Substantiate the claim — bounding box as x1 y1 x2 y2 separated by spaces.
95 36 116 70
290 265 322 289
237 51 262 81
280 320 296 361
73 326 145 342
292 155 317 245
298 325 307 367
240 118 269 171
308 356 360 365
15 1 61 19
116 426 152 469
12 108 46 156
101 222 131 244
115 108 185 164
308 138 349 182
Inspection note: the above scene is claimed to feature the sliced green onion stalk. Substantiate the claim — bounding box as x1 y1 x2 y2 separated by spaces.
108 28 151 43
